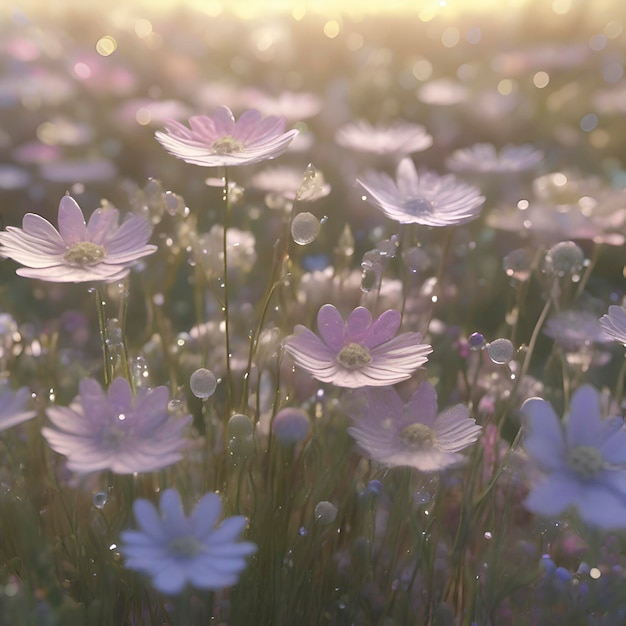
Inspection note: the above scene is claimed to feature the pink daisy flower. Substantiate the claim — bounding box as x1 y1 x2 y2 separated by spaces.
155 105 298 167
42 377 191 474
347 383 482 472
283 304 431 388
0 195 156 283
358 158 485 227
336 120 433 156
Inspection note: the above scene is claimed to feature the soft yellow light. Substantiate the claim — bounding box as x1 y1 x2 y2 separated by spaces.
533 71 550 88
96 35 117 57
323 20 340 38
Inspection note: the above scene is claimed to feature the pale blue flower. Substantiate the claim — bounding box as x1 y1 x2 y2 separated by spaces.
0 384 36 432
120 488 257 595
357 158 485 226
521 385 626 529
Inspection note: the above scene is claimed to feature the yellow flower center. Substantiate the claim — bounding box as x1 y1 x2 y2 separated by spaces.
398 423 436 450
568 445 604 479
212 135 244 154
63 242 106 266
336 342 372 370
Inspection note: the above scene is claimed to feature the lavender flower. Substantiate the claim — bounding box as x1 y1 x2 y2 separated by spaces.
0 196 156 283
446 143 543 173
599 306 626 346
120 488 257 594
335 120 433 156
155 105 298 167
358 158 485 226
283 304 431 388
521 385 626 530
42 377 190 474
0 384 36 432
347 383 481 472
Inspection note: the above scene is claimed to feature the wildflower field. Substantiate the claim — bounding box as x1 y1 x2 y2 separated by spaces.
0 0 625 624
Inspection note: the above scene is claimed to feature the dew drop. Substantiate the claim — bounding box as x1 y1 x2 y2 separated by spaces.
291 212 321 245
92 491 108 509
190 368 217 399
487 338 515 364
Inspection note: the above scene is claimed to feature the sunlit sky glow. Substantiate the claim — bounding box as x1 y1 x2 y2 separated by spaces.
15 0 624 20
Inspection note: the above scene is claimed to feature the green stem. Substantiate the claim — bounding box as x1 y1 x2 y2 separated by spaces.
222 169 233 415
95 286 111 386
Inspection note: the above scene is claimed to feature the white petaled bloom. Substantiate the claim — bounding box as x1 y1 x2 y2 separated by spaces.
155 105 299 167
283 304 432 388
0 384 37 432
358 158 485 226
42 377 191 474
335 121 433 156
346 383 482 472
0 196 156 283
120 488 257 595
446 143 544 173
599 306 626 346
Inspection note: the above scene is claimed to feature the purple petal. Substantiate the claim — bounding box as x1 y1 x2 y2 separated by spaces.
107 378 133 416
363 309 402 348
316 304 345 351
192 492 222 539
85 208 120 244
57 196 87 244
405 381 438 427
395 157 420 196
345 307 372 343
523 473 577 517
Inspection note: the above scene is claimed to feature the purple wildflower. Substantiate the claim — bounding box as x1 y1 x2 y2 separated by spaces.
120 488 257 594
346 383 481 472
0 196 156 283
155 105 298 167
357 158 485 226
335 120 433 156
0 384 36 432
42 377 190 474
521 385 626 530
599 306 626 346
283 304 431 388
446 143 543 173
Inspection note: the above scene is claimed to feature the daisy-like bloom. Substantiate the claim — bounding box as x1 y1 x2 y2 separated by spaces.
346 383 481 472
0 196 156 283
155 105 298 167
446 143 543 173
283 304 431 388
357 158 485 226
521 385 626 530
599 306 626 346
120 488 257 595
335 120 433 156
42 377 191 474
0 383 36 432
543 310 613 352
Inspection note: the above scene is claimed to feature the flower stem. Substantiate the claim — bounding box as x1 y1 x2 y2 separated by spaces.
222 169 233 415
95 286 111 387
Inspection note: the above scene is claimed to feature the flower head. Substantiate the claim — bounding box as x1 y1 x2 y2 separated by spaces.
521 385 626 530
358 158 485 226
0 196 156 283
335 120 433 156
446 143 543 173
42 377 190 474
155 105 298 167
0 383 36 432
283 304 431 388
599 306 626 346
120 488 257 594
346 383 481 472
